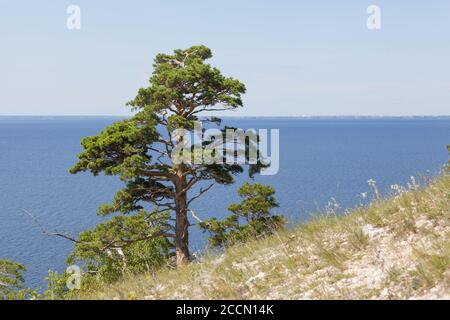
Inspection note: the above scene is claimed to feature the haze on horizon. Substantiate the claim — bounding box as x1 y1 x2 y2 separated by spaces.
1 1 449 117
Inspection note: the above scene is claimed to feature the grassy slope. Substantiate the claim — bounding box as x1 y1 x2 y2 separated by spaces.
74 174 449 300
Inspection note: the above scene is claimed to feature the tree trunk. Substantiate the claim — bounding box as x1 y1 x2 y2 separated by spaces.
175 175 190 266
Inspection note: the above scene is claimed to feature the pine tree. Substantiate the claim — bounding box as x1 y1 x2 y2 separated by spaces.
200 183 285 247
0 259 26 300
70 45 264 266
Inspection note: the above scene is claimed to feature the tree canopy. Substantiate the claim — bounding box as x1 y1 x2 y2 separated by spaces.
0 259 26 300
200 183 285 247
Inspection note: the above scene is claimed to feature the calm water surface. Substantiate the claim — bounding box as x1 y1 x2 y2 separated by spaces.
0 117 448 288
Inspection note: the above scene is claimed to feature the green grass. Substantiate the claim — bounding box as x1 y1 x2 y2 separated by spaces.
410 239 450 291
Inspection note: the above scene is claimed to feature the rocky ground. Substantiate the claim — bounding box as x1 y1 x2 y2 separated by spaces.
74 174 449 300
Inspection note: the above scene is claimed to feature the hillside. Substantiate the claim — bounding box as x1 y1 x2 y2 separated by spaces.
74 174 449 300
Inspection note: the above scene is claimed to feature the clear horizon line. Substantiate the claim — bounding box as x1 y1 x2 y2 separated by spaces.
0 114 449 118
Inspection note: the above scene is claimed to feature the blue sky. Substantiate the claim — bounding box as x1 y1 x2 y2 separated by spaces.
1 1 449 116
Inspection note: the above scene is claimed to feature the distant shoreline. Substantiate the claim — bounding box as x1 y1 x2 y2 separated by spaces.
0 115 449 120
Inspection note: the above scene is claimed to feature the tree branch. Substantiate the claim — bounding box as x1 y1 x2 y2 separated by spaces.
187 183 214 205
189 209 203 224
21 209 79 243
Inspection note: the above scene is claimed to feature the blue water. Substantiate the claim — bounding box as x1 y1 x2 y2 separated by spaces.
0 117 448 289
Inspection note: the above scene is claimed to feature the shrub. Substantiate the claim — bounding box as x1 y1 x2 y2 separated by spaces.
200 183 285 247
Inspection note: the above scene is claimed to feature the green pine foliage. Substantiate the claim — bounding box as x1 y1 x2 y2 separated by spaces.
69 45 265 268
0 259 27 300
67 210 172 283
200 183 285 247
447 144 450 168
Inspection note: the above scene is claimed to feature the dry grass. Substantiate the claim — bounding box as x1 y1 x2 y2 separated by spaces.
71 173 450 300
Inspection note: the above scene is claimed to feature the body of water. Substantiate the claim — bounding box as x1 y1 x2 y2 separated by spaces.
0 117 448 288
